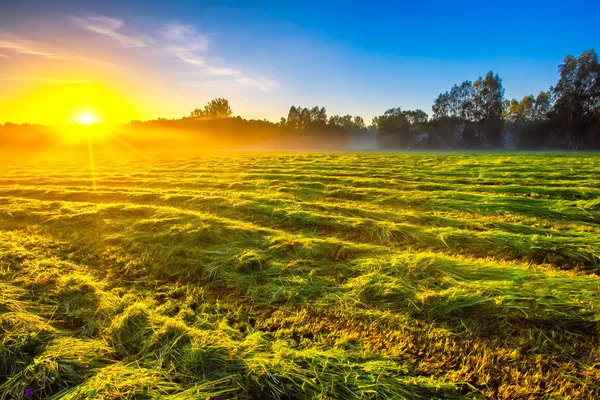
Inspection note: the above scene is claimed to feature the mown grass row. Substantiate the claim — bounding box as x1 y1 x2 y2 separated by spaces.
2 193 598 271
2 154 600 193
1 170 599 201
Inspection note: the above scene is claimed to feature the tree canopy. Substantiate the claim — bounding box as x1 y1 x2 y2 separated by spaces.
190 98 233 118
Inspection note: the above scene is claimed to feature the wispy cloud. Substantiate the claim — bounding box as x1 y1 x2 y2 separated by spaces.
70 16 154 48
0 53 8 58
69 16 278 91
0 35 65 59
235 76 279 92
160 21 278 91
160 22 209 50
161 21 211 68
168 46 207 67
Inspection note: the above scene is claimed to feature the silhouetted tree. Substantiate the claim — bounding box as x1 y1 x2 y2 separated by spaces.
190 98 233 118
373 108 424 148
551 49 600 148
473 71 505 147
532 91 552 121
430 71 504 148
507 92 553 149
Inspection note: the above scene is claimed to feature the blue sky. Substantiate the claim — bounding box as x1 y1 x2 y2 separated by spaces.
0 0 598 123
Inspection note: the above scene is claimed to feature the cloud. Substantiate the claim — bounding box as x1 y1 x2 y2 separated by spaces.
168 46 206 67
160 21 278 90
0 35 65 59
206 66 242 76
70 16 154 48
235 76 279 92
69 15 278 91
161 21 211 68
161 22 209 50
0 53 8 58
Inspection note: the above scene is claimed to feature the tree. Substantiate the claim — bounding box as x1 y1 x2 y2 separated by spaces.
432 91 451 119
432 82 474 121
327 114 368 137
507 92 554 150
190 98 233 118
403 109 428 125
532 91 551 120
473 71 505 147
551 49 600 148
505 95 535 123
353 116 366 130
373 108 418 148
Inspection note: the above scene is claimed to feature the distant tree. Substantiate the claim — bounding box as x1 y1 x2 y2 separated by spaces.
373 108 412 148
285 105 327 131
327 114 368 138
551 49 600 148
505 95 535 123
286 106 299 129
299 107 311 130
508 92 553 149
190 98 233 118
279 105 358 147
189 108 203 118
450 81 476 120
353 116 366 129
311 106 327 127
285 105 363 135
403 109 428 125
432 82 474 121
532 91 551 120
430 73 504 148
473 71 505 147
432 91 451 119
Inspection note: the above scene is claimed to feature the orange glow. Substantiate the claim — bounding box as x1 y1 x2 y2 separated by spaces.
0 82 138 125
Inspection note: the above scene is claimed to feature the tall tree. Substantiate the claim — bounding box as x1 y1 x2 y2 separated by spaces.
432 91 451 119
353 116 365 129
473 71 505 147
532 91 551 121
552 49 600 148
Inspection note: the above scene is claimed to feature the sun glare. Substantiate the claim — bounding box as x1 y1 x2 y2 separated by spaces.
75 112 99 125
62 109 112 144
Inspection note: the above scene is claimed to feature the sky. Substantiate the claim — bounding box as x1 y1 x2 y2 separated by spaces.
0 0 598 125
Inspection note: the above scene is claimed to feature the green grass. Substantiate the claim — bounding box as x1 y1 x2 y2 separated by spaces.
1 152 599 399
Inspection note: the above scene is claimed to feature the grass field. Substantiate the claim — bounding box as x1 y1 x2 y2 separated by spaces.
1 152 599 399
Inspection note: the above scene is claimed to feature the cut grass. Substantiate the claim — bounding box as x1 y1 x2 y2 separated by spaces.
1 152 600 399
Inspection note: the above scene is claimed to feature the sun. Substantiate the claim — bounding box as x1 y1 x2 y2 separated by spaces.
62 109 111 144
75 111 99 125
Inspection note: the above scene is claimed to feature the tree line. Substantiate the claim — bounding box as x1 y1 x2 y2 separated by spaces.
180 48 600 150
1 48 598 152
373 49 599 149
424 49 599 149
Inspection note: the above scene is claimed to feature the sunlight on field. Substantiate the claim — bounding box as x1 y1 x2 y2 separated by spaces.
1 153 599 399
60 124 113 146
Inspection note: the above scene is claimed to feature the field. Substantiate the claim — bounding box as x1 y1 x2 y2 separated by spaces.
1 152 599 399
